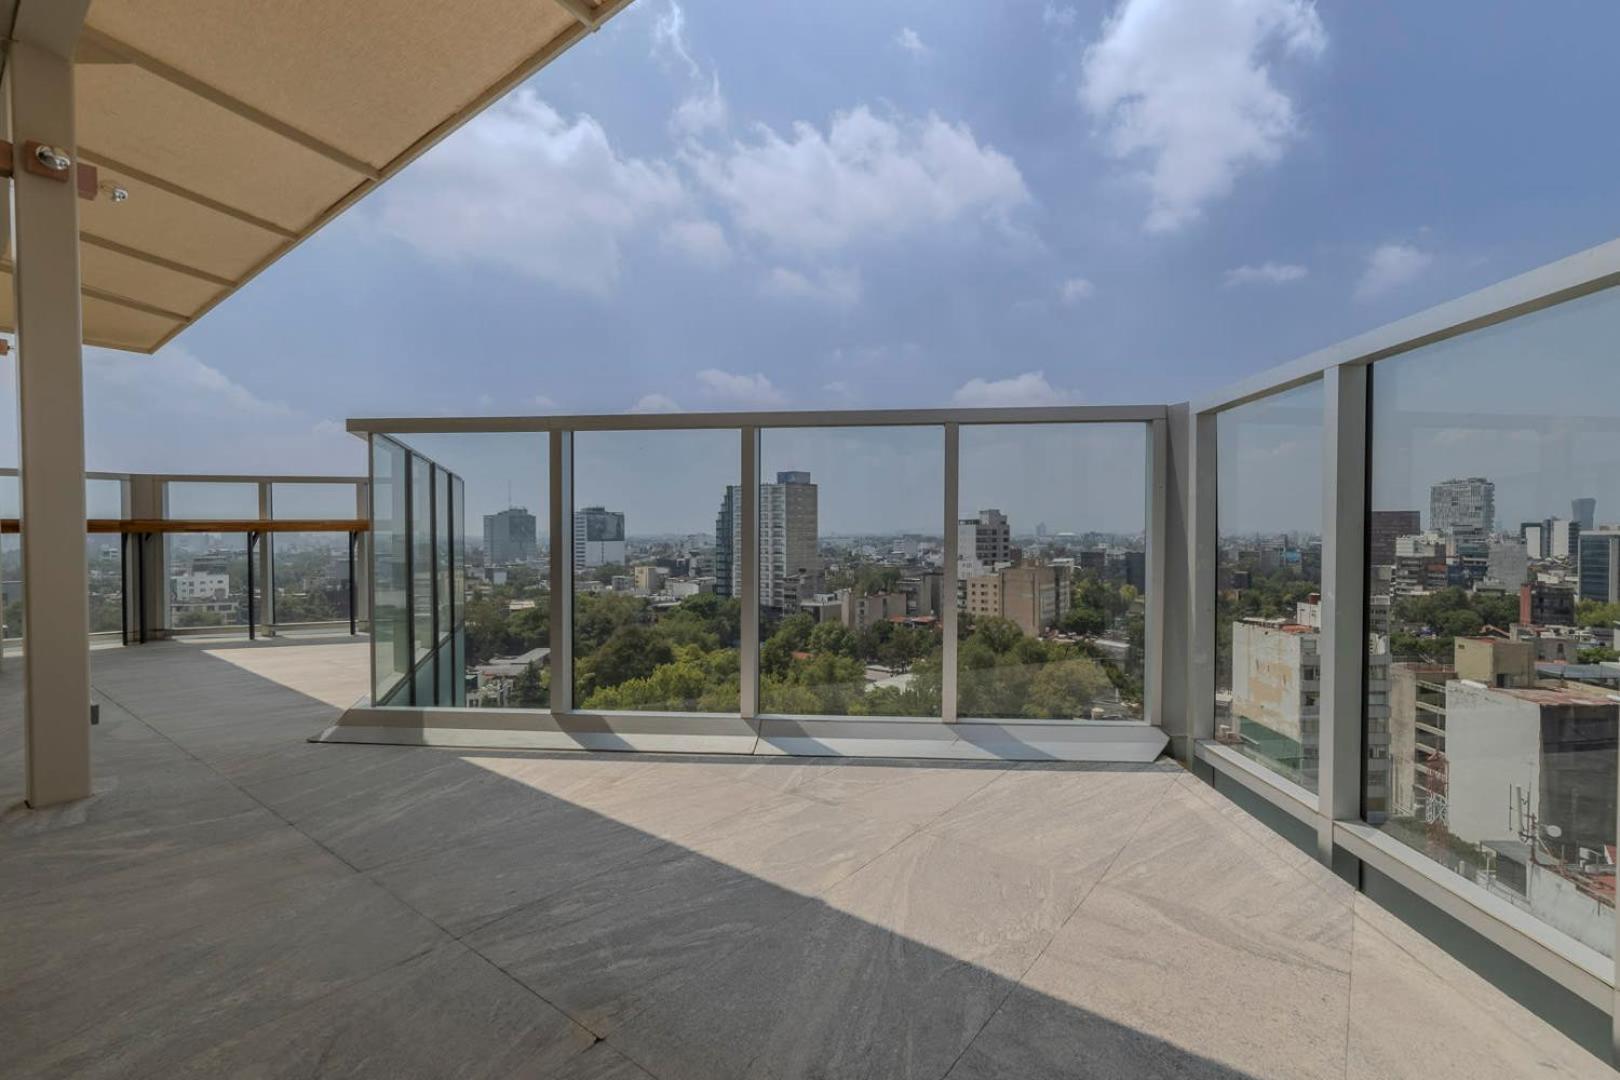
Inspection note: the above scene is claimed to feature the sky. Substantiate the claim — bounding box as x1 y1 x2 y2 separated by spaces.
6 0 1620 532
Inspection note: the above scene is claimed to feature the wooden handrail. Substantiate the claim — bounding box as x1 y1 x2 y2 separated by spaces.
0 518 369 535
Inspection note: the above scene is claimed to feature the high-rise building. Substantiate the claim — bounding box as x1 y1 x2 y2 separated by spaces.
1429 478 1495 545
959 509 1011 575
715 472 820 609
1521 517 1580 561
1369 510 1422 566
483 507 538 565
714 486 737 598
1579 529 1620 604
964 565 1068 637
1573 497 1597 531
573 506 626 568
760 471 819 611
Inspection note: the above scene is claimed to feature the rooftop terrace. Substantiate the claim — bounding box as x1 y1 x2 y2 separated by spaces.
0 637 1607 1078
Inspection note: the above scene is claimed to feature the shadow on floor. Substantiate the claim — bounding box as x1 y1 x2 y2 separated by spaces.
0 641 1493 1079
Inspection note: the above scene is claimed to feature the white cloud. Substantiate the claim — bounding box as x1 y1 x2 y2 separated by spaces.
1059 277 1096 304
952 371 1078 407
762 266 862 307
687 105 1029 254
629 393 683 414
1356 242 1432 299
652 1 701 78
672 74 728 137
532 394 560 410
87 347 292 419
896 27 929 56
1224 260 1308 286
374 89 685 295
696 369 787 408
661 218 733 265
1043 3 1079 29
1079 0 1326 232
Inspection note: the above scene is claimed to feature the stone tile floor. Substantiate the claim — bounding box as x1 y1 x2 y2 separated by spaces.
0 638 1610 1078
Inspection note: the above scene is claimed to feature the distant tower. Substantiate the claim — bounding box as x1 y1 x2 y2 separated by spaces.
1573 497 1597 531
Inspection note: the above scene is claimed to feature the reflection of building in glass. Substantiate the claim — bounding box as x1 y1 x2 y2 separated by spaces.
574 506 626 568
482 507 537 565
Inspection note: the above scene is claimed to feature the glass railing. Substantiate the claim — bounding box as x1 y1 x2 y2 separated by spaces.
0 469 367 650
356 409 1165 726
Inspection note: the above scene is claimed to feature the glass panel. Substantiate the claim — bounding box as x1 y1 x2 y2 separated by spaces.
271 532 350 625
574 429 739 712
755 427 943 717
389 433 548 709
87 535 123 634
1215 379 1324 791
371 437 411 703
272 483 360 519
167 533 249 629
435 467 451 643
411 456 433 664
957 424 1148 720
167 481 259 520
85 478 124 519
1367 285 1620 959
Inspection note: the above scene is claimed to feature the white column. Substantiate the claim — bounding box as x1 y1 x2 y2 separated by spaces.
1318 363 1368 860
7 7 94 807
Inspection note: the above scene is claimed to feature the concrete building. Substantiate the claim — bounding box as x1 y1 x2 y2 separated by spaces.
1486 538 1529 587
965 565 1068 638
1229 618 1321 783
1430 477 1496 545
760 471 819 612
1387 662 1456 820
1520 582 1577 628
632 565 668 596
958 509 1011 576
713 486 737 599
843 591 907 633
573 506 626 569
482 507 538 566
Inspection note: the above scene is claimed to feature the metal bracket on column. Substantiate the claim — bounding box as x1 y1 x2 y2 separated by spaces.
0 140 104 199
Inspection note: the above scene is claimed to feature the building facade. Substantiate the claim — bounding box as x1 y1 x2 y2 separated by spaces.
482 507 538 566
574 506 627 569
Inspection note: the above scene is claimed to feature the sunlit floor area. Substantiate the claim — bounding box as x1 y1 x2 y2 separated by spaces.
0 639 1607 1079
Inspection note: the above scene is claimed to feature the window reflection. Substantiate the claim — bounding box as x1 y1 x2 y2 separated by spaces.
1367 287 1620 958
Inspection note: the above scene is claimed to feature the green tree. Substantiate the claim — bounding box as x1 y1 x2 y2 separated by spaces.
582 624 673 692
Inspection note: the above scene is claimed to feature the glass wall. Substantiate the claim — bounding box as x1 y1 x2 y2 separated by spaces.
410 455 433 666
371 438 410 703
86 479 126 635
164 481 258 631
1215 380 1324 791
272 482 360 520
271 532 351 626
573 429 739 712
958 424 1148 720
755 427 944 717
1366 286 1620 959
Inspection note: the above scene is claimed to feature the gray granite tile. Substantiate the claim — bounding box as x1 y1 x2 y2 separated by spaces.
796 759 1011 827
169 943 598 1079
678 790 918 896
466 846 813 1036
606 893 1015 1080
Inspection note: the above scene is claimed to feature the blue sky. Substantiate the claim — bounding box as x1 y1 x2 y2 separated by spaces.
9 0 1620 530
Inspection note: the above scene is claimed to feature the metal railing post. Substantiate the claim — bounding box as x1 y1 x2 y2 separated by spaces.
548 430 573 714
739 427 760 720
942 423 959 723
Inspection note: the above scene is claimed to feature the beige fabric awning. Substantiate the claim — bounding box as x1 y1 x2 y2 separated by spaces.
1 0 635 352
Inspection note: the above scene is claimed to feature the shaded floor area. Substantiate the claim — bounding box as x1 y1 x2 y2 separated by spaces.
0 638 1610 1078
